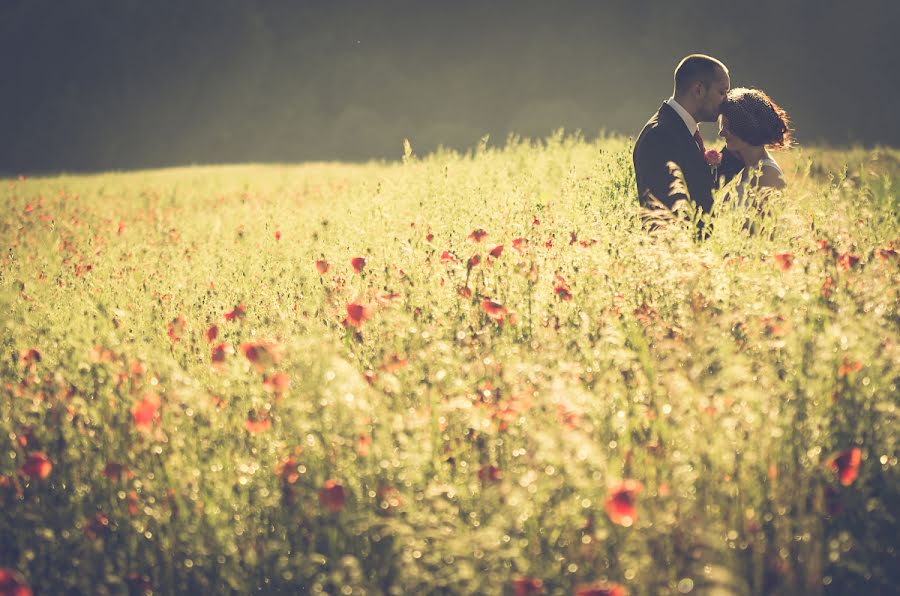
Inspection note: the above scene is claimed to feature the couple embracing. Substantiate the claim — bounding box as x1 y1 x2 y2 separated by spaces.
633 54 792 234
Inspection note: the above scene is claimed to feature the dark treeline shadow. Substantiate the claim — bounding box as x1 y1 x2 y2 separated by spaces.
1 0 898 174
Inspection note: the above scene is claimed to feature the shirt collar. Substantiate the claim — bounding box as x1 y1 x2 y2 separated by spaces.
665 97 699 136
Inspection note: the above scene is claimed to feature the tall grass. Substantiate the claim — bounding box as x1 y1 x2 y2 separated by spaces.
1 133 897 594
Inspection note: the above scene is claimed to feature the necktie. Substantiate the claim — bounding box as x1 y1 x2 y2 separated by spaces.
693 129 706 153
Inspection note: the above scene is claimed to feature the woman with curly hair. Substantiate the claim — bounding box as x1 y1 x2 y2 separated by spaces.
717 87 793 194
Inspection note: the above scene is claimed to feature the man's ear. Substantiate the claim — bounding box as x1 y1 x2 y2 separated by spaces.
693 81 706 98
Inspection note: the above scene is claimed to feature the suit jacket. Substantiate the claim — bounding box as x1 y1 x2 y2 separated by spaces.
633 102 715 217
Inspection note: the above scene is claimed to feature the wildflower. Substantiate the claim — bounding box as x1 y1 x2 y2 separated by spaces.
346 302 370 328
773 251 793 271
224 303 246 322
357 433 372 457
512 237 529 253
240 339 283 371
512 576 544 596
166 314 185 342
605 479 643 527
205 324 218 342
425 231 434 242
532 215 540 227
574 582 627 596
0 568 32 596
274 230 281 241
211 342 232 365
467 228 488 242
554 276 572 301
837 253 860 271
20 452 52 480
468 253 481 269
351 257 367 273
102 462 132 482
132 394 161 432
828 448 861 486
488 244 504 258
837 358 862 377
277 457 301 485
84 512 111 540
482 299 508 321
821 276 836 298
19 348 41 370
244 413 271 433
319 479 347 512
477 464 502 483
262 372 290 397
440 251 459 265
315 259 330 275
458 286 473 299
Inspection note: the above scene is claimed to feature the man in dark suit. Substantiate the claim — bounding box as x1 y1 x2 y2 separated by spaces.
633 54 731 234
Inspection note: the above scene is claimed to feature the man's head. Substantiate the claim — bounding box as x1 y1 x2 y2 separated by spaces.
673 54 730 123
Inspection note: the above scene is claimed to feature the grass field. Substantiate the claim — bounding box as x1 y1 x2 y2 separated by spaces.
1 133 898 595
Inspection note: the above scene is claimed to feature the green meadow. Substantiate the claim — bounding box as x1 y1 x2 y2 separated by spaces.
1 133 898 595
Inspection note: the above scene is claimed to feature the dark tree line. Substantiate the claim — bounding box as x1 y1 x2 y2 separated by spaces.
1 0 897 174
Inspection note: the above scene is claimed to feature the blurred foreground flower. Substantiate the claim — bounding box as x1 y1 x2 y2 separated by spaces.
512 576 544 595
605 479 643 527
574 582 627 596
20 452 51 480
319 480 346 512
132 394 161 432
828 448 861 486
346 302 371 328
351 257 367 273
0 568 32 596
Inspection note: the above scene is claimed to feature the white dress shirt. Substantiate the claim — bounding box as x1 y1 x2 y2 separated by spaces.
665 97 699 138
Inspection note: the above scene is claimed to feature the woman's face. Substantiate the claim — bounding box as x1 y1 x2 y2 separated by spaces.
718 115 747 153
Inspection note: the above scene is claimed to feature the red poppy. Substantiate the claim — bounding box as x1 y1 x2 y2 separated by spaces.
262 372 290 397
477 464 502 483
274 230 282 241
574 582 627 596
468 253 481 269
458 286 473 299
205 324 219 342
875 243 897 260
211 343 232 364
532 215 540 227
346 302 370 328
19 348 41 371
828 448 861 486
425 232 434 242
817 239 830 253
0 568 32 596
837 253 860 271
488 244 504 258
240 339 283 371
20 452 52 480
821 276 836 298
440 251 459 265
224 303 246 322
277 457 301 485
84 512 112 540
774 251 793 271
554 276 572 301
512 576 544 596
132 394 161 432
482 299 507 321
468 228 488 242
837 358 862 377
165 314 185 343
351 257 367 273
605 479 643 526
704 149 723 167
315 259 330 275
319 479 347 512
244 416 271 433
512 237 529 253
102 462 132 482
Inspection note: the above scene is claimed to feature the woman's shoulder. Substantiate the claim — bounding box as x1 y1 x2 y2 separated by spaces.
757 159 786 189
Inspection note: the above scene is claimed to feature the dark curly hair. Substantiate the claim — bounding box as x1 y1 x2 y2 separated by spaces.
720 88 793 149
